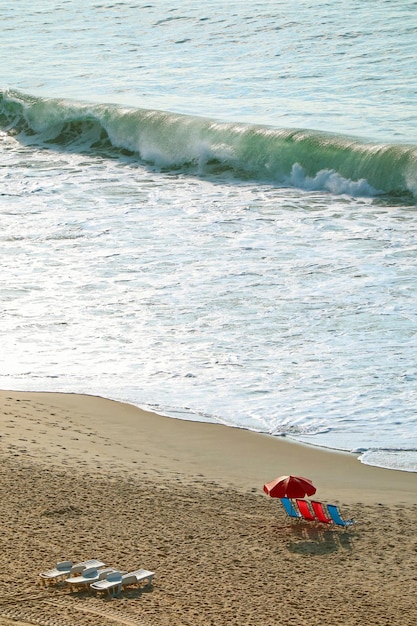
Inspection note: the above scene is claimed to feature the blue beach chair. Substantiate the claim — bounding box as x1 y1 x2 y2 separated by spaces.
280 497 301 521
327 504 355 530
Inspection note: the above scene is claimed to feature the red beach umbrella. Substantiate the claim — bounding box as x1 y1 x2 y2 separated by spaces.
263 475 316 499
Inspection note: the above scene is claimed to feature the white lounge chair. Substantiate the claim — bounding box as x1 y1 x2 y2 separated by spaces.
91 569 155 597
39 559 105 585
65 566 120 592
90 570 124 597
122 569 155 588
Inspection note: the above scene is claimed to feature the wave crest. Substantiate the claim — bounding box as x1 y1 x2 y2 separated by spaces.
1 89 417 199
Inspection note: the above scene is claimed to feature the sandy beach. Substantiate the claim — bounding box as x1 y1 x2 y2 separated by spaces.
0 390 416 626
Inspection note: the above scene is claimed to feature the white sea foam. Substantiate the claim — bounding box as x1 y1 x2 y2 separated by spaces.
1 141 416 470
359 450 417 473
289 164 379 197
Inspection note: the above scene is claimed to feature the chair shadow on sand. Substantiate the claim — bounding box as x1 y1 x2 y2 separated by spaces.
284 523 354 555
73 585 154 602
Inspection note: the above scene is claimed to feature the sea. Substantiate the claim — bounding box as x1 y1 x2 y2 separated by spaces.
1 0 417 473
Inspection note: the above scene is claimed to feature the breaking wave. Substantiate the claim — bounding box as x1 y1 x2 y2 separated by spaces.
1 89 417 199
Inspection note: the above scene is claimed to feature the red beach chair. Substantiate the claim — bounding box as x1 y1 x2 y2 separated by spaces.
310 500 333 525
295 499 316 522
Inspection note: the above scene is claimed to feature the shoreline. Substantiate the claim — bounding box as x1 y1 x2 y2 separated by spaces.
141 408 417 476
6 385 417 474
1 390 416 626
1 390 415 504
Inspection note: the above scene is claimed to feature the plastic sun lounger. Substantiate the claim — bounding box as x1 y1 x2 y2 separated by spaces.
295 499 317 522
39 559 105 585
327 504 356 530
90 571 123 597
122 569 155 588
91 569 155 597
65 567 120 591
280 497 301 521
310 500 333 525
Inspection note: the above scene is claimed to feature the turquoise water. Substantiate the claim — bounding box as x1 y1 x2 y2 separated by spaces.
1 1 417 471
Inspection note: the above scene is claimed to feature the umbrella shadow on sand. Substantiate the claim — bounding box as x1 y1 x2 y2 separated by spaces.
285 523 354 555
